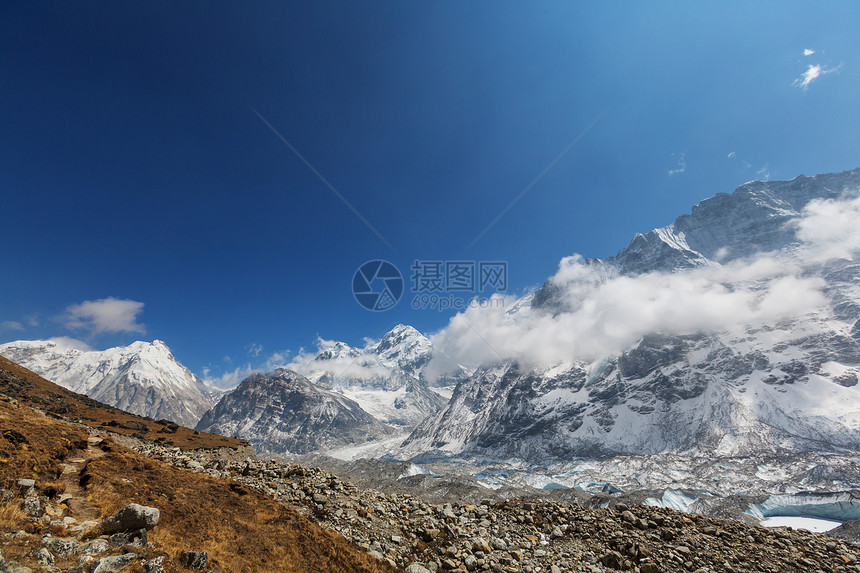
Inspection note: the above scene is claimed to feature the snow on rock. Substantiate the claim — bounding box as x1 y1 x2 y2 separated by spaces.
0 338 216 427
301 324 449 427
403 168 860 463
195 368 391 455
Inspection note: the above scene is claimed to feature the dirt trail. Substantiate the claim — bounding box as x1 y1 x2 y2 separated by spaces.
59 435 106 523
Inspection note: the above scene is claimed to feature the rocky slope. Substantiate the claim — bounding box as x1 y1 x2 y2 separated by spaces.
0 389 392 573
0 339 217 427
404 168 860 464
195 369 392 455
3 355 858 572
137 443 860 573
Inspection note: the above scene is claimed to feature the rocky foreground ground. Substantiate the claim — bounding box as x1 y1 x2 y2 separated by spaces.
123 439 858 573
3 352 860 573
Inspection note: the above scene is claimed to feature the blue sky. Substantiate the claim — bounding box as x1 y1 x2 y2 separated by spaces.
2 1 858 383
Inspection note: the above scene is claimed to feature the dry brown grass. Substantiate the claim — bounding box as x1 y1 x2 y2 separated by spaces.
81 450 395 572
0 498 26 531
0 359 399 573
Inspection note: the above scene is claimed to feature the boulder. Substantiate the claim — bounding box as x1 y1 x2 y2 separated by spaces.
92 553 138 573
98 504 159 533
181 551 209 569
144 556 166 573
44 537 79 559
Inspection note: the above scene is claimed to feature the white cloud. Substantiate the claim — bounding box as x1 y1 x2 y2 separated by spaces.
48 336 93 352
247 343 264 357
757 165 771 180
64 297 145 335
727 152 736 159
796 64 823 89
285 337 391 381
206 364 258 389
668 152 687 176
804 48 815 56
202 348 293 389
0 321 24 331
795 194 860 261
266 350 291 367
794 63 841 90
427 194 860 376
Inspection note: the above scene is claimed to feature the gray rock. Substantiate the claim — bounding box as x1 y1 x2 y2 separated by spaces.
98 504 160 533
406 564 432 573
17 478 35 489
109 527 147 548
463 554 478 571
143 556 166 573
181 551 209 569
91 553 138 573
23 496 41 517
44 537 79 559
35 548 54 566
80 538 109 556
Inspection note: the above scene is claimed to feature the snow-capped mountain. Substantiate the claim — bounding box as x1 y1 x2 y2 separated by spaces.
195 368 389 455
0 339 218 427
403 168 860 462
298 325 448 426
194 326 451 457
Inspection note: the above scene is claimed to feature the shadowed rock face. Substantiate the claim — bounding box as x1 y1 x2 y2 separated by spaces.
196 369 391 455
404 168 860 462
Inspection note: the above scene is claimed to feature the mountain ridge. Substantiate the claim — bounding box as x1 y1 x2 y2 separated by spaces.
0 338 218 427
403 168 860 462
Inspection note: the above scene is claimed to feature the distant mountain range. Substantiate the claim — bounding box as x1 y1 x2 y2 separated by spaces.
4 168 860 467
195 325 453 456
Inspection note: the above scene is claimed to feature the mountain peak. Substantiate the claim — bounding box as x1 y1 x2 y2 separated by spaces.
0 338 216 427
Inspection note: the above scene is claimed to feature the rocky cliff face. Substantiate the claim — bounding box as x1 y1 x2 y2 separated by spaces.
196 369 390 455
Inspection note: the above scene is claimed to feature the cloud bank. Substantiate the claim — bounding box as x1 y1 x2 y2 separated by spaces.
427 194 860 376
286 337 393 381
